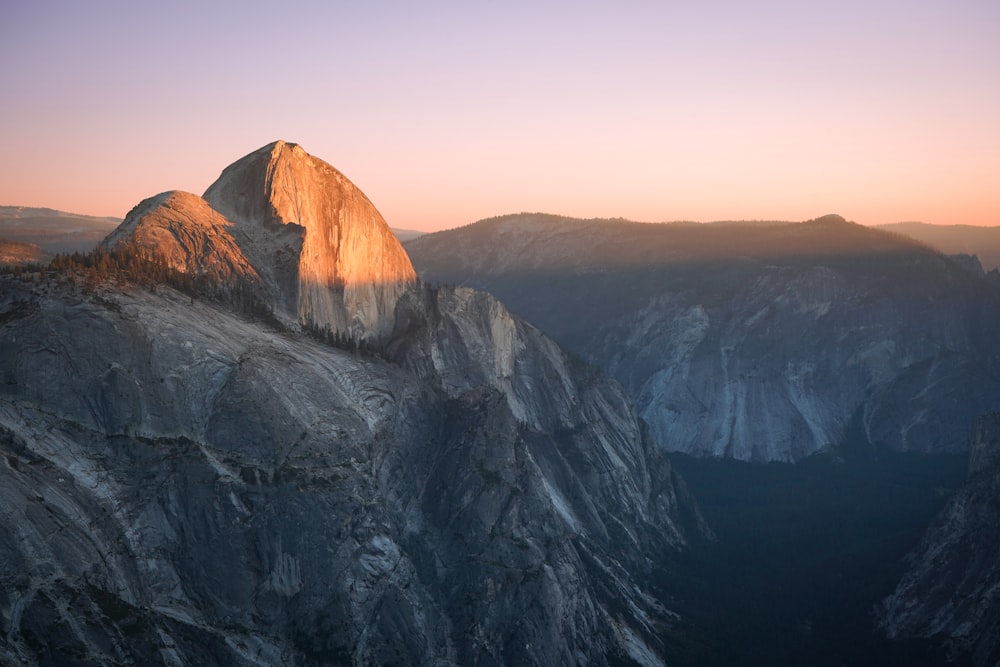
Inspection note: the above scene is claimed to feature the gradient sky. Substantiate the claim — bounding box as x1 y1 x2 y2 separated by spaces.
1 1 998 231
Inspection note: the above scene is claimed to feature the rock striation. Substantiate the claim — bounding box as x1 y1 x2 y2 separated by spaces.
406 213 1000 461
0 145 707 666
879 413 1000 665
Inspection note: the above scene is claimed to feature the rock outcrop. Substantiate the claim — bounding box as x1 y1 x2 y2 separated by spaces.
204 141 416 341
406 213 1000 461
103 190 260 282
879 413 1000 665
0 146 707 666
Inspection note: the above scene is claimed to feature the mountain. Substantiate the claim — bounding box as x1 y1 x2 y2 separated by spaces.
879 222 1000 272
879 413 1000 665
405 213 1000 462
203 141 417 342
0 239 49 265
391 227 425 242
103 190 260 282
0 143 707 666
0 206 119 255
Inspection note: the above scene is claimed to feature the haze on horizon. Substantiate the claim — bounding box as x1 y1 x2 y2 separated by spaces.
1 1 998 232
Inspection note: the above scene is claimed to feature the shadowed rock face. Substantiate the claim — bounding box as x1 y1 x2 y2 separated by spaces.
204 140 416 341
879 414 1000 666
0 145 707 665
406 213 1000 461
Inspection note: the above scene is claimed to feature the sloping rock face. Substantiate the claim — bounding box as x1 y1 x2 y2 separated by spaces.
102 190 260 282
203 141 416 341
0 144 707 664
879 414 1000 665
406 214 1000 461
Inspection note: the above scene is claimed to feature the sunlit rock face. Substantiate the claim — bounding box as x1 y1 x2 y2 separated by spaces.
204 140 417 340
102 190 260 282
406 213 1000 461
879 413 1000 666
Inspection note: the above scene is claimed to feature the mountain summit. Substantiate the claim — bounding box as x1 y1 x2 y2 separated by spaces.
101 141 416 341
202 140 416 339
103 190 260 282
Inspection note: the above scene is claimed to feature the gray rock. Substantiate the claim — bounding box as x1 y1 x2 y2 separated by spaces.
203 141 416 343
406 214 1000 461
0 144 708 665
878 413 1000 665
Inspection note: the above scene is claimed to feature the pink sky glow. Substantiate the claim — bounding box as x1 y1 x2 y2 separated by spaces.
1 1 998 231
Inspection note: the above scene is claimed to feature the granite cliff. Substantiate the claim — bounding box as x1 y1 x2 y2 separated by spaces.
103 191 260 283
0 145 706 666
405 214 1000 461
203 141 416 342
879 413 1000 665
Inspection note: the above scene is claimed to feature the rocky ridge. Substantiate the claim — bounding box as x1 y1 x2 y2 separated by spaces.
0 206 119 254
102 190 260 282
405 213 1000 461
0 144 706 666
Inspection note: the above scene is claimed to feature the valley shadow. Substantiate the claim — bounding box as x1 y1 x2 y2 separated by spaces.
658 449 966 666
405 218 1000 664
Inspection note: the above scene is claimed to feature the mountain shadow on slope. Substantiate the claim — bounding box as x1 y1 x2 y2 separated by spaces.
406 213 1000 462
660 448 965 666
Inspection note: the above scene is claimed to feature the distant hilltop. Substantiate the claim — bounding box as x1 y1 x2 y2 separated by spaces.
0 206 120 255
877 221 1000 272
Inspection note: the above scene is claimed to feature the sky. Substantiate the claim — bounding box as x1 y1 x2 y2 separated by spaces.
1 1 998 232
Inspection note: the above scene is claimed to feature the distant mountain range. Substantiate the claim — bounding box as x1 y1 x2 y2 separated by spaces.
406 213 1000 462
0 206 120 255
878 222 1000 272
